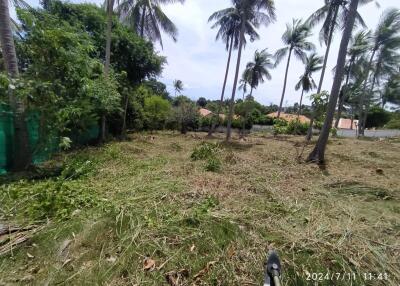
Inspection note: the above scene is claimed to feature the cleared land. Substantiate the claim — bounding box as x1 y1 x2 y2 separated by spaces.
0 132 399 285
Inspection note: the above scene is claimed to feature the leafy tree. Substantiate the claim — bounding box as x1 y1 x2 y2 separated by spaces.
118 0 185 48
295 53 323 116
365 106 391 128
308 0 360 164
143 95 171 130
381 74 400 108
225 0 276 141
171 96 198 134
0 0 30 170
275 19 315 117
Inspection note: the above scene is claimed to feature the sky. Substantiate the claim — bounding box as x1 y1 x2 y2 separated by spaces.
14 0 400 106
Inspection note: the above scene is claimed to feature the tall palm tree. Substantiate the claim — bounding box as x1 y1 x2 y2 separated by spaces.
243 48 274 96
207 4 260 136
101 0 116 142
381 73 400 107
307 0 360 164
225 0 276 141
0 0 31 170
118 0 185 48
307 0 369 94
173 79 184 96
358 8 400 136
334 30 370 127
275 19 315 117
295 53 323 116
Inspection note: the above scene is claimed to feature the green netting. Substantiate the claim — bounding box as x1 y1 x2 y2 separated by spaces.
0 104 99 173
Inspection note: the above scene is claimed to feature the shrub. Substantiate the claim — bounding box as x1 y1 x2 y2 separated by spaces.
385 118 400 129
191 142 220 161
205 157 221 172
273 119 309 135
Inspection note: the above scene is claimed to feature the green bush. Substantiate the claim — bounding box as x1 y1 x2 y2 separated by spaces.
205 157 221 172
254 115 274 126
191 142 220 161
273 119 309 135
366 106 392 128
385 118 400 129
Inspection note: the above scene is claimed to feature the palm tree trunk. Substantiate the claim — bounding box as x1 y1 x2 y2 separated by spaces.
140 5 146 38
0 0 31 171
241 86 253 138
307 0 359 164
335 61 353 129
362 69 378 131
297 89 304 118
226 16 245 141
358 49 375 137
102 0 114 142
121 94 129 139
277 48 293 118
317 5 339 95
208 35 234 136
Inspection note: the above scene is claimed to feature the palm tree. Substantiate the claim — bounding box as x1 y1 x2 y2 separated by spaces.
275 19 315 117
358 8 400 136
307 0 369 94
118 0 185 48
334 30 370 127
243 48 274 96
173 79 184 96
0 0 31 170
225 0 276 141
381 74 400 107
295 53 323 116
207 5 260 136
101 0 116 142
307 0 360 164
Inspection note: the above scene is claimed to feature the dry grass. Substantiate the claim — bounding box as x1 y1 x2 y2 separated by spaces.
0 131 399 285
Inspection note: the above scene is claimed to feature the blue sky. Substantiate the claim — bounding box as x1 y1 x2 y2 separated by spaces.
13 0 400 106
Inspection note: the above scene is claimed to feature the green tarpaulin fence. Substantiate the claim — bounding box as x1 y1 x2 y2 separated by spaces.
0 104 99 174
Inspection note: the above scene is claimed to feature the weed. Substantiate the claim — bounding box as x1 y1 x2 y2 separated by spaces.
205 157 221 172
190 142 220 161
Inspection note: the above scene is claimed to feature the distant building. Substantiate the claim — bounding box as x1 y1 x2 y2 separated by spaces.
267 112 311 124
333 118 358 130
198 108 228 120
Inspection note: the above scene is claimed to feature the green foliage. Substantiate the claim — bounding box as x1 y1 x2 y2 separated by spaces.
365 106 392 128
191 142 220 161
86 76 122 115
205 156 222 172
385 113 400 129
143 96 171 130
169 96 199 134
274 119 309 135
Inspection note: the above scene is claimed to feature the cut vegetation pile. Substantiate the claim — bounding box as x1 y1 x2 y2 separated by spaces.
0 132 399 285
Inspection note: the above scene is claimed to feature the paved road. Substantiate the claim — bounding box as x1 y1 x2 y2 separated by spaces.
337 129 400 138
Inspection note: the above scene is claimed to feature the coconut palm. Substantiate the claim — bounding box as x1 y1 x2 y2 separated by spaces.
243 48 274 97
275 19 315 117
173 79 184 96
307 0 369 94
118 0 185 48
358 8 400 136
381 74 400 107
0 0 31 170
334 30 370 127
307 0 360 163
225 0 276 141
207 4 260 136
295 53 323 116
